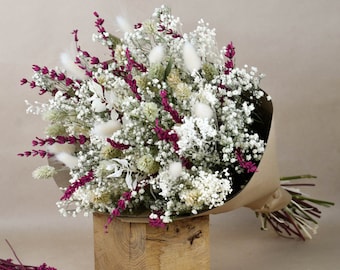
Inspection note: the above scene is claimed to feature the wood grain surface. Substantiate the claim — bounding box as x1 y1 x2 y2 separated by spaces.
93 213 210 270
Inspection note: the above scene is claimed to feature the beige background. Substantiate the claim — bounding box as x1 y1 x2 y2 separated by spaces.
1 0 339 269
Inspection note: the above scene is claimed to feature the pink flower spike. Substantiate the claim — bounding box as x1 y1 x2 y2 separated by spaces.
225 60 234 70
104 216 113 231
74 57 81 64
149 216 166 228
60 171 94 200
117 199 126 211
154 119 180 152
111 208 121 217
82 51 90 57
65 78 73 86
224 41 235 74
78 135 87 144
57 73 66 81
91 57 100 64
18 149 52 158
39 89 48 95
95 18 105 27
160 90 182 124
50 69 57 79
29 81 36 88
20 78 28 85
134 23 142 29
42 66 49 74
32 64 41 71
107 138 130 150
225 42 235 59
72 29 79 42
235 148 258 173
122 191 132 200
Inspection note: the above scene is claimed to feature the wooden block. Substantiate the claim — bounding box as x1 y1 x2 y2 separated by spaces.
93 213 210 270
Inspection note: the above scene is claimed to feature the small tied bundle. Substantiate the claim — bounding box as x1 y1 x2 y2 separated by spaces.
19 5 333 240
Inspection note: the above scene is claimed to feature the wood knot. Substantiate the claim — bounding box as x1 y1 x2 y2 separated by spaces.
187 230 202 245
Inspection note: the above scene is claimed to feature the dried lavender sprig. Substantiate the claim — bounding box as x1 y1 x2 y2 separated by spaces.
160 90 183 124
224 42 235 74
17 150 53 158
32 135 88 146
1 240 57 270
60 171 94 200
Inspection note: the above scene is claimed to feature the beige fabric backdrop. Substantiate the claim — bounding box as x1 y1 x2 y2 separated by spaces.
0 0 339 269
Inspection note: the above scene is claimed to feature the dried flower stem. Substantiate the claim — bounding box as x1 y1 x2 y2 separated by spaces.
0 240 57 270
257 175 334 240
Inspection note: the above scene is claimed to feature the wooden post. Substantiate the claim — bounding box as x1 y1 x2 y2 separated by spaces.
93 213 210 270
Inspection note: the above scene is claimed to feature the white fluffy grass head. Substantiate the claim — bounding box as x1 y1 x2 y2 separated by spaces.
47 143 76 155
55 152 78 169
92 120 122 138
192 102 214 119
60 51 87 80
149 45 164 65
168 162 183 179
116 16 133 33
183 42 201 74
92 98 106 113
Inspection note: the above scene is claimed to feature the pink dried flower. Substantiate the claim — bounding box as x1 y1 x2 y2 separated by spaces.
225 42 235 58
31 135 87 147
117 199 126 211
157 24 182 38
134 23 142 29
29 81 36 88
122 191 132 200
41 66 49 75
104 190 134 230
106 138 129 150
60 171 94 200
17 149 53 158
149 212 166 228
91 57 100 65
160 90 182 124
224 42 235 74
20 78 28 85
1 240 57 269
154 119 180 152
32 64 41 71
235 148 257 173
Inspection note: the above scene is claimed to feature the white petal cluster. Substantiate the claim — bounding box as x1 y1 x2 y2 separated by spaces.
174 116 217 159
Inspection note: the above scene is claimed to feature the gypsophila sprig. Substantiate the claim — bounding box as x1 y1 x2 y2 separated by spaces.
20 6 271 228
